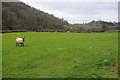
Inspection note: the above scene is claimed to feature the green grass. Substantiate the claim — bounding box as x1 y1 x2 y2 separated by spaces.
2 32 118 78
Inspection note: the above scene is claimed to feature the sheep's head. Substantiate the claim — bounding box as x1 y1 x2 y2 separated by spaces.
23 37 25 42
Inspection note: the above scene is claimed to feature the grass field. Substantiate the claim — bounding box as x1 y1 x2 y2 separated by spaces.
2 32 118 78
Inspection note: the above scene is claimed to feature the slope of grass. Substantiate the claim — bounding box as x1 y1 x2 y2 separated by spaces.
2 32 118 78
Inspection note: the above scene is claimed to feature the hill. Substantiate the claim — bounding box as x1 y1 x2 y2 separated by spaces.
2 2 69 31
87 20 115 26
71 20 118 33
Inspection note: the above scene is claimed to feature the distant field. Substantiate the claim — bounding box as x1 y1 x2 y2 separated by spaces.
2 32 118 78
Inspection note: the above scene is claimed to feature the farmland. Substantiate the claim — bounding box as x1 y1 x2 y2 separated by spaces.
2 32 118 78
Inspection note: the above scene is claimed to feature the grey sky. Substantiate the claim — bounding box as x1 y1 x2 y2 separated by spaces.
20 0 118 23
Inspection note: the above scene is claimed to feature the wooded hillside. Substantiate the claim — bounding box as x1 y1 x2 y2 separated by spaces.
2 2 69 31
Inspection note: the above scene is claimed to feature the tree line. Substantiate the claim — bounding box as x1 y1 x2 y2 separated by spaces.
69 20 119 33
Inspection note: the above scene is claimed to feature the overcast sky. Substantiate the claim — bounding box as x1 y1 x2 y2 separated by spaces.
20 0 118 24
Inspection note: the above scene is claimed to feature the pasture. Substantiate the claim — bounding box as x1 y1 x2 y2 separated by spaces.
2 32 118 78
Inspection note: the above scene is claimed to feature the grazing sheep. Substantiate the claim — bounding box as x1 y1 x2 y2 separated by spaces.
16 37 25 46
67 31 70 33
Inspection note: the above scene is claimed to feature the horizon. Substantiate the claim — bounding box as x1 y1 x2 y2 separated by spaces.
20 1 118 24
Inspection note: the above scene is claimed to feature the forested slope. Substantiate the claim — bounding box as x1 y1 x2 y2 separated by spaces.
2 2 69 31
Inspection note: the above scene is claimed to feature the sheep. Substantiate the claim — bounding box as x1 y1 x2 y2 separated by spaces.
67 31 70 33
16 37 25 46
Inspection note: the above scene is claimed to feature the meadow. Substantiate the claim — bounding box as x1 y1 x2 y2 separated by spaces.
2 32 118 78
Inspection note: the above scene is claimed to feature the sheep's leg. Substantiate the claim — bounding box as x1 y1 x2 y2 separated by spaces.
22 43 24 46
21 43 24 46
16 43 18 46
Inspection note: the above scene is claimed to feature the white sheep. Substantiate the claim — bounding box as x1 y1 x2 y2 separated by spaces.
16 37 25 46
